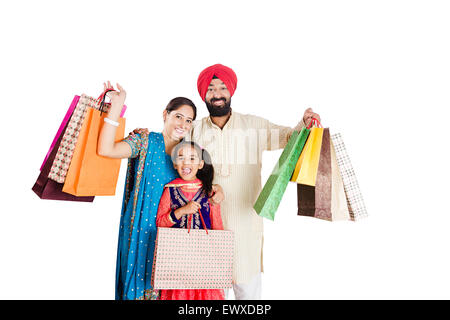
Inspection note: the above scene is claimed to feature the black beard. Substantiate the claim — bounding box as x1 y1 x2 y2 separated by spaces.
205 98 232 117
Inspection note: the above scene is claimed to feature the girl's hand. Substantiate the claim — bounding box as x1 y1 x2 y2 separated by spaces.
103 81 126 106
175 201 202 219
210 184 225 205
183 201 202 215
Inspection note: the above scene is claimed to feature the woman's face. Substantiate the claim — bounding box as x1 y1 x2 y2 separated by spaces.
163 105 195 141
173 145 204 181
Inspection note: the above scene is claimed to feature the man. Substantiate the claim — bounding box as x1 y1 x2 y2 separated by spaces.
190 64 320 299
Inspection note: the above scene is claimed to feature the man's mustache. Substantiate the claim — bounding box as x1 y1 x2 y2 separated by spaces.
210 98 227 104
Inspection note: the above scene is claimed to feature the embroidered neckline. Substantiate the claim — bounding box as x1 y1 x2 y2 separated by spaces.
165 178 202 188
175 185 205 204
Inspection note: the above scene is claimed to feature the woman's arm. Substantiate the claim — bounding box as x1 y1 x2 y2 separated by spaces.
210 184 225 205
97 82 133 159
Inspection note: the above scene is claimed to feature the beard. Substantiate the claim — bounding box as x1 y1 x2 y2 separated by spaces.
205 97 232 117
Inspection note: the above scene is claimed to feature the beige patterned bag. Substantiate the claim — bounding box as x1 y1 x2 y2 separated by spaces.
152 227 234 289
330 140 351 221
331 133 368 221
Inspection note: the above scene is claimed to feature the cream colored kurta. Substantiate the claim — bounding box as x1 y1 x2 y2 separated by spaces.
189 111 304 284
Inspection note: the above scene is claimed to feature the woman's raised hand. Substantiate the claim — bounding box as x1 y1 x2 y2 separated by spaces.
103 81 127 106
97 81 133 159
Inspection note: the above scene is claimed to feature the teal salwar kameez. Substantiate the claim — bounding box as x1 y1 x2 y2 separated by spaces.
115 132 177 300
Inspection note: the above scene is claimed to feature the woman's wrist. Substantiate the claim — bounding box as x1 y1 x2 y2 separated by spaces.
107 102 123 120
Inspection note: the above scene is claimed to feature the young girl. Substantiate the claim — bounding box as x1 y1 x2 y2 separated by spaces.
155 140 225 300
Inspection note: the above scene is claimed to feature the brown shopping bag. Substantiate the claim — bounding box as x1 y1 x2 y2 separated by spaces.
297 128 351 221
62 104 126 196
297 128 332 220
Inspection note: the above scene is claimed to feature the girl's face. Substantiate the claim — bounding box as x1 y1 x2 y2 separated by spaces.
163 105 195 141
173 145 204 181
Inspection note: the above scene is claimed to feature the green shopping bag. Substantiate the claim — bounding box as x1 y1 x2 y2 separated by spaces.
254 127 310 220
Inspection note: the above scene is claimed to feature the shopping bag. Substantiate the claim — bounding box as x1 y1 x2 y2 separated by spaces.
331 133 368 221
297 129 352 221
297 128 332 220
330 139 351 221
32 118 94 202
39 95 80 171
151 227 234 290
48 90 126 183
254 128 310 220
291 125 324 186
62 105 126 196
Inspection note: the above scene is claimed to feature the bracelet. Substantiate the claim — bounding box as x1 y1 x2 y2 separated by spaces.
104 117 119 127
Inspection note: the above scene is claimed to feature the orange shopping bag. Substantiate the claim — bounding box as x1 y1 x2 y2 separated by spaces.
290 119 324 186
62 106 125 196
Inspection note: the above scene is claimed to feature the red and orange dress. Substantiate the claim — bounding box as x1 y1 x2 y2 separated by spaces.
155 178 225 300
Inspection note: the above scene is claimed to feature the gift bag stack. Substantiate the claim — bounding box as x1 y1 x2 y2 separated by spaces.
32 89 127 201
254 118 367 222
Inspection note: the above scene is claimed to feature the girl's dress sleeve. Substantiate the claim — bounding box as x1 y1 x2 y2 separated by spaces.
156 188 176 227
122 132 143 158
209 200 224 230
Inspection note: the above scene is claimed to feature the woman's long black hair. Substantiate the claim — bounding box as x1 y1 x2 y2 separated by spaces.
171 140 214 196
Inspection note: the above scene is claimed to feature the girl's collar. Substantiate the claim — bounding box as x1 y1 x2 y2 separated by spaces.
165 178 202 188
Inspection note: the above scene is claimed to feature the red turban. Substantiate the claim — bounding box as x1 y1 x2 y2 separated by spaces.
197 64 238 101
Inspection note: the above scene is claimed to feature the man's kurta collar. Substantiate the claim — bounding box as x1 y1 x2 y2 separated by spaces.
206 109 234 130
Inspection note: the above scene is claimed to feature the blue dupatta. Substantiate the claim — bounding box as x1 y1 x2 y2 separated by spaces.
115 132 178 300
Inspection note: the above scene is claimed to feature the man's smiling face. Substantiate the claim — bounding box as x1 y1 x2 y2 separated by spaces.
205 78 232 116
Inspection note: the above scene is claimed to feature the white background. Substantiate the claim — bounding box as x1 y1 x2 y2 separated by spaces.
1 0 449 299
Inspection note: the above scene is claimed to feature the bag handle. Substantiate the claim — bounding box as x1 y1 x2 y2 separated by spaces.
97 88 115 101
187 208 209 235
97 89 116 116
307 117 322 129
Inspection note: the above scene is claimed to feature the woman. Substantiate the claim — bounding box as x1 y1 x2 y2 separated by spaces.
97 82 224 300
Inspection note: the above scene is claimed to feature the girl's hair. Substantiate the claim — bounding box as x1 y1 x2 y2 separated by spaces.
166 97 197 120
171 141 214 196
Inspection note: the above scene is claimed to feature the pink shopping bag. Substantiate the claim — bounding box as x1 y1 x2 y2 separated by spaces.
39 95 80 171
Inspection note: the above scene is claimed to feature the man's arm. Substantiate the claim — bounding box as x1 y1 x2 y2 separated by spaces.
276 108 321 148
285 118 307 145
259 108 320 150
